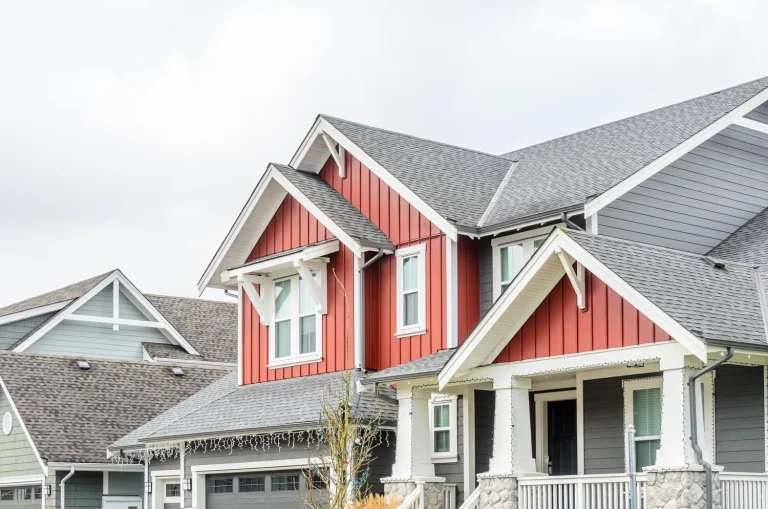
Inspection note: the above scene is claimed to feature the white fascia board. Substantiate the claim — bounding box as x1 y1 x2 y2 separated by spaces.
221 240 339 284
295 118 458 242
0 301 71 327
0 377 48 476
586 86 768 218
0 475 46 487
47 462 144 472
732 116 768 136
190 456 328 475
269 166 363 257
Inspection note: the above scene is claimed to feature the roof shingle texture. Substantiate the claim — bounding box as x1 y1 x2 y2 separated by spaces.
272 164 393 248
0 352 229 463
567 230 767 347
364 348 456 383
113 370 397 448
0 272 111 318
708 206 768 266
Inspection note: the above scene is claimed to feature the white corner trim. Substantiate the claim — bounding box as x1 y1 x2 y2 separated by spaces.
0 377 47 476
586 86 768 217
13 271 200 357
237 281 243 386
477 161 518 228
0 301 71 327
733 116 768 136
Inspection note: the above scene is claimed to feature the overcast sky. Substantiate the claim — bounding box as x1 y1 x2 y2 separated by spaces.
0 0 766 305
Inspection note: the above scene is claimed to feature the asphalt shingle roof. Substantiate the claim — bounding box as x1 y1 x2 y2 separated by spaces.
112 370 397 448
364 348 456 384
0 272 111 318
566 230 768 347
707 206 768 266
0 352 229 463
272 164 394 249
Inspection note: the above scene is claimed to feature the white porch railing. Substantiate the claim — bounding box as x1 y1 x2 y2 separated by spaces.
442 484 457 509
398 482 424 509
518 473 647 509
720 472 768 509
457 485 481 509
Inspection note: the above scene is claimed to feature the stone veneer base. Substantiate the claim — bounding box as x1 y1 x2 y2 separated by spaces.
645 469 720 509
477 475 519 509
383 480 447 509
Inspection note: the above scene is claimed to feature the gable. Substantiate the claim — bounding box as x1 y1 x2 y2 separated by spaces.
0 312 55 350
0 389 44 477
494 272 670 363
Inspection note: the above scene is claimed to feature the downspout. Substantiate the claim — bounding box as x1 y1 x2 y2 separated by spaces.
60 466 75 509
688 346 733 509
357 249 385 371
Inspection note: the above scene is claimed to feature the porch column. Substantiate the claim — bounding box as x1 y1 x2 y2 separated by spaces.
487 376 536 475
655 355 699 468
390 386 436 479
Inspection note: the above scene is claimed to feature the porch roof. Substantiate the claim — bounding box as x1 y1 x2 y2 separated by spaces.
363 348 457 385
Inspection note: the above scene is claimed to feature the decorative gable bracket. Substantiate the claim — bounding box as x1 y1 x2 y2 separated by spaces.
320 131 346 178
555 247 585 309
239 275 272 326
294 259 328 314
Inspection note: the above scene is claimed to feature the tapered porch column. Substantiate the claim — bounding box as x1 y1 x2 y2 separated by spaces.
655 354 700 468
487 376 536 475
390 386 437 479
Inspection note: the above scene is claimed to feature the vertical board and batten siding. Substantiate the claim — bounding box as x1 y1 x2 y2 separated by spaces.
0 312 55 350
494 272 670 363
457 238 481 345
0 392 41 477
434 397 465 505
714 364 766 472
600 119 768 254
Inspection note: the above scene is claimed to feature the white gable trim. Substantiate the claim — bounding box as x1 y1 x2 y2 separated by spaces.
438 229 707 389
0 301 71 327
13 270 200 356
0 377 48 475
733 116 768 136
586 86 768 218
290 117 458 242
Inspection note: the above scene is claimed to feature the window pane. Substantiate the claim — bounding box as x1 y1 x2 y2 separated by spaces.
404 292 418 326
533 238 545 250
633 388 662 437
433 404 450 428
15 488 32 501
434 430 450 453
207 479 233 494
0 490 12 501
635 439 660 470
165 484 180 497
275 321 291 358
274 280 292 320
299 277 315 314
271 475 299 492
403 256 418 291
239 477 265 493
500 244 524 282
300 315 316 354
500 282 510 294
34 488 42 500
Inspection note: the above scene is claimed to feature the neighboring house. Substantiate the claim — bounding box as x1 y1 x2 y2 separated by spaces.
0 270 237 509
171 75 768 509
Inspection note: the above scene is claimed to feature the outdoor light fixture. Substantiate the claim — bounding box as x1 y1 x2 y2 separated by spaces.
44 485 51 497
182 478 192 491
145 481 152 494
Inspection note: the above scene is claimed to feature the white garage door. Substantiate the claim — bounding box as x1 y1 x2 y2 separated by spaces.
206 472 325 509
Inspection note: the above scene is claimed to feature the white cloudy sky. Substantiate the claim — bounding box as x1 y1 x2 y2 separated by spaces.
0 0 766 305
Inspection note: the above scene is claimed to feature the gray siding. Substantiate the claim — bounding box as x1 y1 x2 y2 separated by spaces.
0 391 42 478
479 238 493 317
583 377 627 475
474 391 494 479
73 287 149 321
434 396 465 505
715 364 765 473
745 100 768 124
367 432 396 495
600 121 768 254
0 313 55 350
108 472 143 496
62 472 103 509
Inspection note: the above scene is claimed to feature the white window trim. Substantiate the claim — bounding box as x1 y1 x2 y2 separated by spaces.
491 226 557 301
395 244 427 338
429 393 458 463
267 272 324 369
150 470 181 509
623 377 662 471
162 480 182 508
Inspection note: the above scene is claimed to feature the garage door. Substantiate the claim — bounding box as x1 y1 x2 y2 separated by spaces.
206 472 325 509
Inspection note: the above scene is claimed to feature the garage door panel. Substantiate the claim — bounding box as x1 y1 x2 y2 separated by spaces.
206 472 322 509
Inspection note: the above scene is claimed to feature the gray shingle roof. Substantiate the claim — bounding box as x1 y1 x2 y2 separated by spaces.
272 164 394 249
112 370 397 448
486 77 768 227
142 343 207 363
364 348 456 384
707 206 768 266
0 352 229 463
322 115 513 229
0 272 111 318
567 230 768 347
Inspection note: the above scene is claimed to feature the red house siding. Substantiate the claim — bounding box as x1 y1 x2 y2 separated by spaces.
457 236 481 344
494 271 671 363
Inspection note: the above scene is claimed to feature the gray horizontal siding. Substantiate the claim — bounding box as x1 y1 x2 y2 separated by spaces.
0 313 55 350
0 391 42 478
108 472 143 496
601 123 768 254
583 377 625 475
715 364 765 473
434 396 464 505
61 472 102 509
745 100 768 124
73 286 149 321
479 238 493 317
368 432 396 495
474 390 494 479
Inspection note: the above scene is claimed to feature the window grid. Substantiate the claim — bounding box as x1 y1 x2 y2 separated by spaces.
165 483 181 498
270 273 322 365
238 477 265 493
432 403 451 453
0 490 12 501
207 478 234 494
395 244 426 337
271 474 300 492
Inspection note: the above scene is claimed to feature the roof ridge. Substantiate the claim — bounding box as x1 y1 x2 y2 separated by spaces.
503 75 768 157
0 270 115 314
320 114 512 161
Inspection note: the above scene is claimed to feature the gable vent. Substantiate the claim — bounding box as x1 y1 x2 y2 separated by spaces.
170 367 184 377
76 360 91 371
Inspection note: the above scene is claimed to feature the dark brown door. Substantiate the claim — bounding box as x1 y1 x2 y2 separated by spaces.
547 400 578 475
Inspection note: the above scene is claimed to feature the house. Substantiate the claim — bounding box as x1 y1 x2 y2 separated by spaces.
155 74 768 509
0 270 236 509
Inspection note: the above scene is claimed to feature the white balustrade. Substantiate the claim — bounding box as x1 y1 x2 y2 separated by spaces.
442 484 457 509
720 472 768 509
517 473 646 509
397 482 424 509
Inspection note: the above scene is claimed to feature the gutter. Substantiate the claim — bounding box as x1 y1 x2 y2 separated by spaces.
688 347 733 509
457 204 584 238
60 466 75 509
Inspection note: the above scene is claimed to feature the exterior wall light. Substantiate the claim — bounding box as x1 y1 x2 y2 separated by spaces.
182 478 192 491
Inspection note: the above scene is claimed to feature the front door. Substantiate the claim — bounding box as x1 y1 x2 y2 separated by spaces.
547 399 578 475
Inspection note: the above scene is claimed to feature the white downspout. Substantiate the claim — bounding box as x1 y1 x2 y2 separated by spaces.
60 466 75 509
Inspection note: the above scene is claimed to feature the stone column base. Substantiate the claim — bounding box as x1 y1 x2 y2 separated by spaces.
477 474 518 509
645 468 720 509
382 478 447 509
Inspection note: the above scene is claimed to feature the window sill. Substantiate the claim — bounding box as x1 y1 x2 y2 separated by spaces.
268 354 322 369
431 455 458 464
395 327 427 339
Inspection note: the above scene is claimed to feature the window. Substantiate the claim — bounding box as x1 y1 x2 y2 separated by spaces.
238 477 265 493
15 488 32 501
491 226 554 300
0 490 12 501
271 474 299 492
269 272 323 367
34 487 42 500
395 244 426 337
165 484 180 498
163 480 182 509
307 472 327 490
207 478 234 494
429 394 458 462
624 378 662 471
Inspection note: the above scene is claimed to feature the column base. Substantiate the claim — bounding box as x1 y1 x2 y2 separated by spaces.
382 477 447 509
476 474 519 509
644 467 721 509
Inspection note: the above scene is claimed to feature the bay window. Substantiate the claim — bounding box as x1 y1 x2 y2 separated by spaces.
491 226 554 300
395 244 426 337
269 272 323 368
